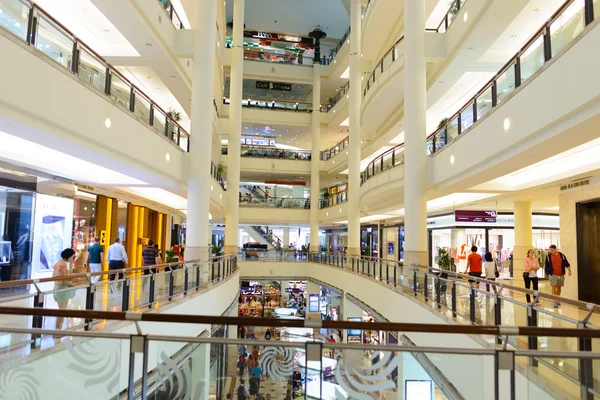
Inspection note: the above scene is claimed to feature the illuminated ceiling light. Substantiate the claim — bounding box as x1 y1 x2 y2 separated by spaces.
339 118 349 127
104 117 112 128
346 151 348 155
220 194 222 199
211 185 214 191
332 160 335 164
450 155 455 165
126 187 187 210
503 117 511 132
463 11 468 22
339 208 342 213
165 152 171 161
326 212 329 216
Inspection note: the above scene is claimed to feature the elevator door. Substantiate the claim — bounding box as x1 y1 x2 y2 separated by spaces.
576 200 600 303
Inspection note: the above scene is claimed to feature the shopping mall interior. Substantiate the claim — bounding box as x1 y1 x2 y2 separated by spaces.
0 0 600 398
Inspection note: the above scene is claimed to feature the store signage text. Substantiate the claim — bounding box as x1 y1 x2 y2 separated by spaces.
455 210 497 223
560 179 590 191
256 81 292 91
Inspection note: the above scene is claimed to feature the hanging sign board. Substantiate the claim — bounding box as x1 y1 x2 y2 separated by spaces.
256 81 292 91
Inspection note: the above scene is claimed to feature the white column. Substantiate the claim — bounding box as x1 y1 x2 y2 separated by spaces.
347 0 362 256
283 227 290 249
224 0 245 254
403 0 428 276
310 65 322 252
513 201 532 283
186 0 217 273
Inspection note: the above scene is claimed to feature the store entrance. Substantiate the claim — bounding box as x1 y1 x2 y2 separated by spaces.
576 200 600 303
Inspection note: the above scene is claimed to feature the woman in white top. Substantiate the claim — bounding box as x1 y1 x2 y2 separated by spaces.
483 252 497 293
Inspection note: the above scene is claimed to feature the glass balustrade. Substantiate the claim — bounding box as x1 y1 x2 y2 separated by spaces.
319 191 348 209
0 0 191 152
223 145 311 160
223 97 313 113
320 136 350 161
243 48 314 65
156 0 186 29
239 196 309 209
360 145 404 185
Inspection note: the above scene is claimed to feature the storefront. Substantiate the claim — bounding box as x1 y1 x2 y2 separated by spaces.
239 280 282 318
428 213 560 279
381 225 405 262
360 225 379 257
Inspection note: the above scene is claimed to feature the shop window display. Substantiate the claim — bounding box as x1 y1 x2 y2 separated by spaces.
239 281 281 318
72 197 96 270
0 187 34 281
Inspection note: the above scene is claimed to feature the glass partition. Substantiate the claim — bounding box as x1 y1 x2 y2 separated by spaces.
35 15 73 69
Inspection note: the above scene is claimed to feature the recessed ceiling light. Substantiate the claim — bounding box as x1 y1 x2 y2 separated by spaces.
104 117 112 128
165 152 171 161
504 117 511 131
450 155 455 165
463 12 468 22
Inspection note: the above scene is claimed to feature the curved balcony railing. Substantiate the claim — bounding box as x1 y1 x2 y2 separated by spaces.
222 145 311 160
433 0 468 33
360 144 404 185
319 191 348 209
323 26 351 66
239 196 310 209
363 36 404 99
320 136 350 161
0 0 191 152
321 81 350 113
428 0 598 156
157 0 186 29
223 97 313 113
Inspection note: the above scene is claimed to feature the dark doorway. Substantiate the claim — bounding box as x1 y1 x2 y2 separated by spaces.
576 200 600 303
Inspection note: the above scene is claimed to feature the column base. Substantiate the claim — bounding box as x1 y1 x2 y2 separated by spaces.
347 247 360 256
512 246 530 285
184 246 210 283
403 250 428 280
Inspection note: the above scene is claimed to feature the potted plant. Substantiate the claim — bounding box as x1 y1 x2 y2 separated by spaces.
363 245 371 257
437 248 451 292
166 108 181 121
212 245 223 257
165 249 176 263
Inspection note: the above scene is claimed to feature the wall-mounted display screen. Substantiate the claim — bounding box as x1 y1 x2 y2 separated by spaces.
31 194 74 278
309 293 320 313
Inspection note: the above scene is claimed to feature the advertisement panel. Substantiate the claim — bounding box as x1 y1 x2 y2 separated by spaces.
31 194 74 278
347 317 362 343
309 293 320 313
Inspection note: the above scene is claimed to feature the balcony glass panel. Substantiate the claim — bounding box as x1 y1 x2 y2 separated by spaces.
519 35 545 84
35 15 73 69
0 0 29 41
426 138 434 155
179 134 189 152
78 47 106 92
496 63 516 105
550 0 586 58
447 116 459 143
153 107 167 137
435 129 447 151
109 73 131 110
382 151 393 170
460 104 475 133
134 92 151 124
476 84 493 121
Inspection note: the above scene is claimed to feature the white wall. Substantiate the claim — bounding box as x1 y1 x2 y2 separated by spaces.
2 273 239 400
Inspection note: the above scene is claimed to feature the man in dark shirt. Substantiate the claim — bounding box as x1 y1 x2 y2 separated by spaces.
142 240 161 275
84 237 104 284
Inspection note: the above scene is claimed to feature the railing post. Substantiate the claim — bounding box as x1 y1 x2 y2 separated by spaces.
494 293 502 344
149 103 155 125
84 284 95 330
469 286 476 323
183 267 189 295
491 81 498 107
514 58 522 88
435 274 441 309
122 279 129 311
129 88 135 113
196 264 201 289
527 304 538 367
168 269 175 300
494 350 515 400
413 269 417 296
104 69 112 96
128 335 148 400
26 8 37 45
423 273 428 302
579 335 594 400
451 281 457 318
71 41 79 74
543 25 552 62
393 265 397 287
148 275 155 309
585 0 595 25
31 289 43 349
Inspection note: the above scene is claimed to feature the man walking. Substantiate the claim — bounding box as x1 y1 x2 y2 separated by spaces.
84 236 104 284
545 245 571 308
107 237 128 292
142 240 161 276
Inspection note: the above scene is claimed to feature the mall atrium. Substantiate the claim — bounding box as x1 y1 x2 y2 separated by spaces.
0 0 599 398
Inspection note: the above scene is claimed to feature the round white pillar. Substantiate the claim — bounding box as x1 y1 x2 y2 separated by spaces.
310 65 321 252
224 0 245 254
403 0 428 274
513 201 533 282
347 0 362 256
186 0 218 271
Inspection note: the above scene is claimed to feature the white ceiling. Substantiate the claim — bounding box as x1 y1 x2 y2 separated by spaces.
226 0 350 39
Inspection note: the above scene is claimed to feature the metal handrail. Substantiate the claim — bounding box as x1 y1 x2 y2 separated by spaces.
2 0 192 151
